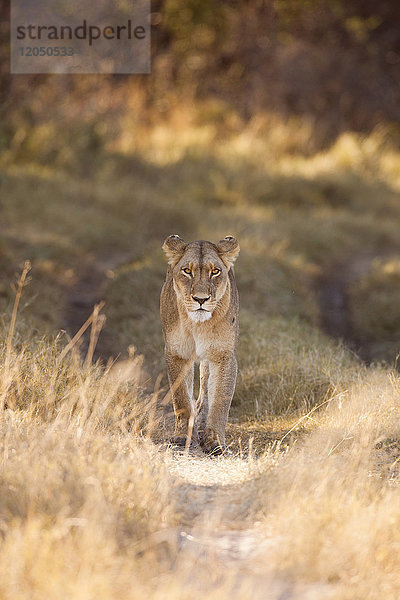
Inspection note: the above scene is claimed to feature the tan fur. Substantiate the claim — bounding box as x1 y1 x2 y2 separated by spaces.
160 235 240 454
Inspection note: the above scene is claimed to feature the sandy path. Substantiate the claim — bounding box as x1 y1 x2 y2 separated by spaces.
162 451 337 600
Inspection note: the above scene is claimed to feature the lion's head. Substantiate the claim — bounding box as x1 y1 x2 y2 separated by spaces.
162 235 240 323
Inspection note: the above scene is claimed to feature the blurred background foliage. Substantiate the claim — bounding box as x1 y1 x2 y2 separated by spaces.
1 0 400 166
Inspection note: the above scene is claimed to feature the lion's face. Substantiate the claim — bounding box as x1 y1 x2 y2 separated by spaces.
162 236 240 323
173 243 229 323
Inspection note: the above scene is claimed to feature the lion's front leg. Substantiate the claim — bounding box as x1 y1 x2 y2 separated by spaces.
196 360 209 445
202 352 237 455
165 353 198 447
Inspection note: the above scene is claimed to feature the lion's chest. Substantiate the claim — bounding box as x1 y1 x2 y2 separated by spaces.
167 324 214 360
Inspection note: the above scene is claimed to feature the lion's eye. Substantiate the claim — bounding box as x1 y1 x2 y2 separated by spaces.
182 268 192 276
211 268 221 276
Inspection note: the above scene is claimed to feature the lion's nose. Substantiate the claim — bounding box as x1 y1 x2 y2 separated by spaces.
192 295 210 306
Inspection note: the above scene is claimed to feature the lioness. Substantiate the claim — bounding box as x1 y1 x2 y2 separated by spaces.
160 235 240 455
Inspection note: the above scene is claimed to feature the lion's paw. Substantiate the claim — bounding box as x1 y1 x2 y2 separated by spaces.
201 430 226 456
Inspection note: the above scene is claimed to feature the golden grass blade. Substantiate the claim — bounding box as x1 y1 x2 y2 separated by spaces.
85 304 106 368
278 392 342 446
1 261 31 410
59 301 105 362
5 260 31 368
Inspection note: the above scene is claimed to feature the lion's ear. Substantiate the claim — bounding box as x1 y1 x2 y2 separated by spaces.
162 234 187 265
216 236 240 268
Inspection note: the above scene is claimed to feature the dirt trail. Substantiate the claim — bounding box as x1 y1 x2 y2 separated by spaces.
64 253 130 361
317 255 383 364
162 452 337 600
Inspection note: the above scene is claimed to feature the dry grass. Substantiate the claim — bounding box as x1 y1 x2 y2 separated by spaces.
235 312 359 417
260 369 400 599
1 317 400 599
